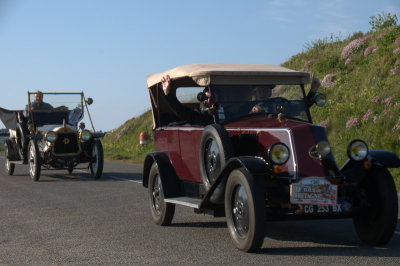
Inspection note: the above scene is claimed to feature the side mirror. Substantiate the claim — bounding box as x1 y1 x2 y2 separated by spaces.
197 92 207 102
314 94 326 107
86 98 94 105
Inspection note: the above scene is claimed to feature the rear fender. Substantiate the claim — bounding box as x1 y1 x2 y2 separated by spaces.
142 152 181 198
200 156 271 208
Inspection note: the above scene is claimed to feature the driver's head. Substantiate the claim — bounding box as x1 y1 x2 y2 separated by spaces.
251 86 273 101
33 90 43 104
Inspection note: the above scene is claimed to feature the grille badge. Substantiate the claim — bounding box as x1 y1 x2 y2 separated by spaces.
63 138 71 145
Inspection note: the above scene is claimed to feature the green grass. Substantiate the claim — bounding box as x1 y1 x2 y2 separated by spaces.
102 110 154 164
102 24 400 190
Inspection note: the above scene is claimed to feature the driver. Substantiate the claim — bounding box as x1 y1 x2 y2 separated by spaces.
250 86 273 113
25 91 53 114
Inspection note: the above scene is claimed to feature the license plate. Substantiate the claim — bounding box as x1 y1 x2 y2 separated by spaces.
290 177 338 205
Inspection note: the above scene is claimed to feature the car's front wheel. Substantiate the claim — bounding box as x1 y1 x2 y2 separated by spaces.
225 168 265 252
5 143 15 175
28 140 40 181
90 139 104 179
148 163 175 225
352 166 398 246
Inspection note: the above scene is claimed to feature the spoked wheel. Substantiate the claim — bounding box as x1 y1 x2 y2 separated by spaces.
199 124 233 190
225 168 265 252
5 144 15 175
352 166 398 246
28 140 40 181
148 163 175 225
89 139 104 179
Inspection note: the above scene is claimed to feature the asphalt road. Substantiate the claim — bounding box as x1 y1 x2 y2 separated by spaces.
0 156 399 265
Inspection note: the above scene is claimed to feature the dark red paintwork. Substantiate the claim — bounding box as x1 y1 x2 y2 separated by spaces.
154 114 341 184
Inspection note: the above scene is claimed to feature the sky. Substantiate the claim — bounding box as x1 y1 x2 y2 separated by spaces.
0 0 399 131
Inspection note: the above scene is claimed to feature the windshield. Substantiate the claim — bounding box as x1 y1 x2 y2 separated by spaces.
28 93 83 112
27 93 84 127
207 85 310 122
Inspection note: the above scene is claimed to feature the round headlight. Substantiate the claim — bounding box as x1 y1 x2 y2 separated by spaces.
268 143 290 165
347 139 368 161
45 131 57 142
317 141 331 157
80 130 92 142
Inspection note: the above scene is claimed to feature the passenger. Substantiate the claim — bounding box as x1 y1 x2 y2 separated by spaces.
161 75 214 125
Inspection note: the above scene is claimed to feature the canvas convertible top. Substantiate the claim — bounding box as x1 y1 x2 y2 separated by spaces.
0 107 22 130
146 64 310 88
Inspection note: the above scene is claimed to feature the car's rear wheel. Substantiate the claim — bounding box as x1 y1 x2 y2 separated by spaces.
5 143 15 175
16 123 29 163
28 140 40 181
352 166 398 246
225 168 265 252
199 124 233 190
148 163 175 225
90 139 104 179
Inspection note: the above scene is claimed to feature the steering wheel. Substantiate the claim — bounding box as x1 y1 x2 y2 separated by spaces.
269 97 290 113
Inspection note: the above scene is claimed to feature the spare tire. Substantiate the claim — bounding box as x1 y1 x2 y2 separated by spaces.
199 124 233 190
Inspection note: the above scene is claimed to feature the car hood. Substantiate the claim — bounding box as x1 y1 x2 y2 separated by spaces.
223 115 341 181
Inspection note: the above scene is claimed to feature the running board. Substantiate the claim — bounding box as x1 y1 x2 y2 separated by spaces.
8 160 24 165
164 197 202 209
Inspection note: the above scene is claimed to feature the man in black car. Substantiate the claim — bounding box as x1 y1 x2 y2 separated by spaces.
25 90 53 115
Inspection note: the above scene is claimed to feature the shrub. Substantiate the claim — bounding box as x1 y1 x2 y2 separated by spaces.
369 12 398 31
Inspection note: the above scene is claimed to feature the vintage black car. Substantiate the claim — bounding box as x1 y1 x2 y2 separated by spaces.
143 64 400 252
1 92 104 181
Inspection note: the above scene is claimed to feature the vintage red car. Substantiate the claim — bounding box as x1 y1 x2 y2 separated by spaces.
142 64 400 252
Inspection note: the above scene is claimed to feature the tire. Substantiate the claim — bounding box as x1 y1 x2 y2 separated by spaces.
148 163 175 226
89 139 104 179
199 124 233 190
28 140 41 181
352 166 398 246
5 143 15 175
225 168 265 252
16 123 29 163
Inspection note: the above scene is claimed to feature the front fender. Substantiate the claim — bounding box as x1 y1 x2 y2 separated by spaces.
142 152 181 198
340 150 400 183
200 156 271 208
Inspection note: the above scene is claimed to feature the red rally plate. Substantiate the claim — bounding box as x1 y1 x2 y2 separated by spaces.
290 177 338 205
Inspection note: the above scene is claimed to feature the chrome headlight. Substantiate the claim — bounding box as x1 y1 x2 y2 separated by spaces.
309 141 331 159
45 131 57 142
268 143 290 165
80 130 92 142
347 139 368 161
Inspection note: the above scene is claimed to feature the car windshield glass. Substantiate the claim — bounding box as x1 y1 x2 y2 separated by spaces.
28 93 83 112
203 85 309 122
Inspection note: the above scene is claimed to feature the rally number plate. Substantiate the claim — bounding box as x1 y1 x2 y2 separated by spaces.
290 177 338 205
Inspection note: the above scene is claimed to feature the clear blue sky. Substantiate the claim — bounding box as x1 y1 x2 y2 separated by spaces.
0 0 399 131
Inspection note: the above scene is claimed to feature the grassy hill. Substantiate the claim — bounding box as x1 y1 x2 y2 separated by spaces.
102 14 400 187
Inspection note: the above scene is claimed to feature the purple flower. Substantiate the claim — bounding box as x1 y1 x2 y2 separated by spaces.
318 118 329 128
371 96 379 103
364 46 373 57
345 57 352 65
341 35 372 59
396 37 400 46
373 114 379 123
392 123 400 132
346 117 358 129
378 32 385 39
394 48 400 54
381 96 393 107
362 109 372 122
372 47 379 53
321 73 336 88
390 66 399 75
